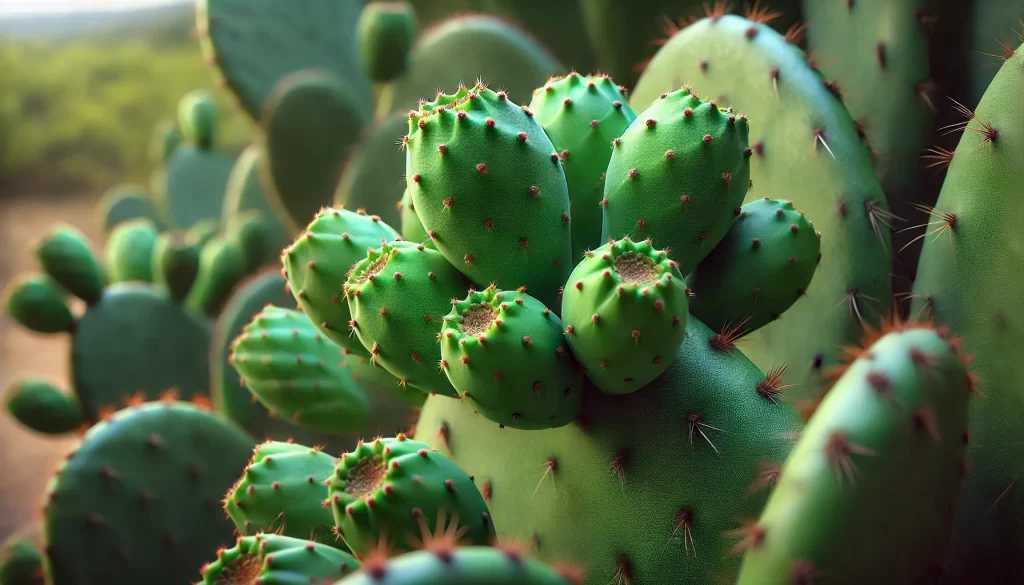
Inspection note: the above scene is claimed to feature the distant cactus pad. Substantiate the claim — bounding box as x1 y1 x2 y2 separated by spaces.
160 142 236 229
529 73 637 261
687 198 821 334
602 87 752 274
222 145 295 256
261 71 370 234
328 435 495 556
357 1 417 82
736 321 972 583
224 441 340 546
229 306 372 433
345 241 469 397
198 534 360 585
96 184 162 235
334 112 411 228
440 285 584 430
43 401 254 585
335 546 581 585
560 237 688 394
406 82 572 310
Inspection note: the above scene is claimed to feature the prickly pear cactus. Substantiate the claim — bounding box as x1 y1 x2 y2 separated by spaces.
222 145 295 258
397 188 430 246
41 400 254 585
358 1 417 83
200 534 359 585
0 526 44 585
103 219 160 284
334 112 411 228
96 184 163 235
910 44 1024 583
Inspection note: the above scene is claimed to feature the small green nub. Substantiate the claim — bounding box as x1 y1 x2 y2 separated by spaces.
358 1 417 82
5 378 84 435
177 89 218 149
149 119 181 165
226 209 276 274
334 546 581 585
34 225 105 306
97 184 162 235
153 230 201 303
104 219 159 284
0 529 44 585
198 534 360 585
186 236 247 316
5 276 74 334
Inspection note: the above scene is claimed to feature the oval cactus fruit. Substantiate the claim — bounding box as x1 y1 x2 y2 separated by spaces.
602 87 752 274
736 320 973 584
528 72 638 261
328 435 495 556
104 219 159 284
406 82 573 311
336 546 581 585
560 236 688 394
439 285 584 429
345 240 469 397
224 441 340 547
686 198 821 334
199 534 360 585
357 1 417 83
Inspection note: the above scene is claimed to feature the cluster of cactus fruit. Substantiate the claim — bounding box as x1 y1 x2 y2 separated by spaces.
4 1 1024 584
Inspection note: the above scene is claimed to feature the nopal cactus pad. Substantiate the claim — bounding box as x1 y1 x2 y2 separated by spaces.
344 240 469 397
406 82 572 310
42 400 254 585
222 145 295 258
334 112 411 229
439 285 584 430
735 321 972 584
357 1 417 83
96 184 163 236
328 435 495 556
687 198 821 334
199 534 360 585
560 237 688 394
529 73 638 261
602 87 752 273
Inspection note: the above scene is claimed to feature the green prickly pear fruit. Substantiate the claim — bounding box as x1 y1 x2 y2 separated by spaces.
735 321 972 584
185 234 247 316
104 219 159 284
406 82 573 311
5 276 74 333
687 198 821 334
224 440 341 547
0 527 44 585
602 87 752 274
439 285 584 430
335 546 582 585
358 2 417 83
529 72 637 261
177 89 218 149
35 224 105 306
230 306 372 433
226 209 276 275
398 188 431 247
344 240 469 397
199 534 360 585
328 435 495 556
560 236 688 394
153 229 201 303
149 119 180 166
5 379 84 435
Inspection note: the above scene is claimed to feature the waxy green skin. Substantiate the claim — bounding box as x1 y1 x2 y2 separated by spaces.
406 83 572 311
357 1 417 83
440 286 584 430
96 184 163 236
43 401 254 585
345 241 469 397
910 46 1024 583
225 441 341 547
631 15 892 399
103 219 159 284
335 113 411 229
335 546 578 585
529 73 637 261
199 534 360 585
397 188 431 247
0 526 44 585
328 436 495 556
561 237 688 394
736 326 971 584
177 90 218 149
222 145 295 258
687 198 821 334
602 87 752 274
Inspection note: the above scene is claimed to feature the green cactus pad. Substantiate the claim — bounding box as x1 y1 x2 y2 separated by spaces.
439 285 584 430
196 0 371 124
199 534 360 585
0 527 44 585
5 275 74 334
602 87 752 273
149 119 181 167
334 112 410 228
153 229 202 303
736 323 972 584
5 379 84 435
96 184 163 235
225 210 277 275
260 70 370 234
481 0 596 74
379 15 562 115
282 207 400 360
397 188 430 247
335 546 581 585
177 89 219 149
35 224 105 306
345 241 469 397
229 306 372 433
687 198 821 334
328 435 495 555
184 235 247 317
42 401 254 585
103 219 159 284
406 82 572 310
160 143 237 230
560 237 688 394
222 145 296 258
631 15 893 398
414 315 801 585
529 73 637 261
910 45 1024 582
225 441 340 545
358 2 417 83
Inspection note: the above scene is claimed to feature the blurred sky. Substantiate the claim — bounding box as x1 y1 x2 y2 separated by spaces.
1 0 188 15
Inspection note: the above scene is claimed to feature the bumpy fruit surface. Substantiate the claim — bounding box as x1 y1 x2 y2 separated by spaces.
199 534 360 585
687 198 821 334
602 87 752 274
439 285 584 429
406 82 572 310
560 237 688 394
328 435 495 556
335 546 581 585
